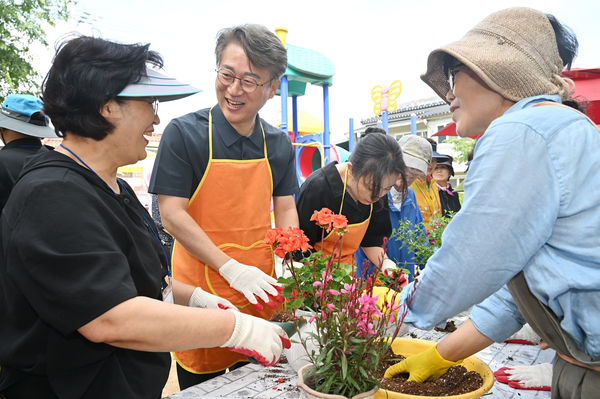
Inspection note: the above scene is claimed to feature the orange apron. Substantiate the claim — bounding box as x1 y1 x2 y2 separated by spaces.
315 165 372 266
172 107 277 374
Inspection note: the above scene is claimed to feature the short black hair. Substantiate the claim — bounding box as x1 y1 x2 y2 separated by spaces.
546 14 578 70
42 36 163 140
215 25 287 81
363 126 387 136
349 133 407 202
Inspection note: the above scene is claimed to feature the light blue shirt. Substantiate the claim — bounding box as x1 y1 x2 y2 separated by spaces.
397 95 600 359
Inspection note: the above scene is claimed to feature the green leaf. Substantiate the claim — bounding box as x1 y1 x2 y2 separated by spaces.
341 353 348 379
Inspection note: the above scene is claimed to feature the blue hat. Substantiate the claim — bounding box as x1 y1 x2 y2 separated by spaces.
118 67 201 102
0 94 58 138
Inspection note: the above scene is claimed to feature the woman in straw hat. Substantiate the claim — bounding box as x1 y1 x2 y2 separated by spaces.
0 36 289 399
385 8 600 396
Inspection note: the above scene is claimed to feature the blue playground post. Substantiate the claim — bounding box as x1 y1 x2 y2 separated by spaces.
410 113 417 135
382 110 389 134
280 76 288 133
323 85 330 164
349 118 355 151
292 95 298 139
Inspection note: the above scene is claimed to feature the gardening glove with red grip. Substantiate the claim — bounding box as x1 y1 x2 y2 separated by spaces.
218 258 284 311
188 287 239 311
494 363 552 391
504 324 540 345
381 258 397 272
384 344 462 382
220 310 291 367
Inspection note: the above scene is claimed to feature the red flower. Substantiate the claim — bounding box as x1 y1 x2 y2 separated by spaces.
331 214 348 235
264 227 282 246
264 226 312 257
311 208 334 232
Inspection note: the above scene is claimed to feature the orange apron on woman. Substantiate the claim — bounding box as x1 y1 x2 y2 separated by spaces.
314 165 372 266
172 107 277 374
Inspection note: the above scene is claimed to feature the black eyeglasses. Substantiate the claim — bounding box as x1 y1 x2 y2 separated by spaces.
448 63 466 91
216 68 267 93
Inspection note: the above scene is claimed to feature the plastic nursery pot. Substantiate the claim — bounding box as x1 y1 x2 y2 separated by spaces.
373 338 494 399
297 364 379 399
247 319 307 364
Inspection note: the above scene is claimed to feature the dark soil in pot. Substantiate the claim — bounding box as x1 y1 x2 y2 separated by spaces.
375 349 483 396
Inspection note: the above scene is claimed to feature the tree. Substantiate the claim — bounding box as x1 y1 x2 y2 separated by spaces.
444 137 477 163
0 0 69 102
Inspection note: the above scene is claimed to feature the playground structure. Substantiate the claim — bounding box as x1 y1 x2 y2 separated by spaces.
275 28 350 184
371 80 402 133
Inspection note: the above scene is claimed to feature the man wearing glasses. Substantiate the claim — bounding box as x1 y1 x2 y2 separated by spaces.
149 24 299 388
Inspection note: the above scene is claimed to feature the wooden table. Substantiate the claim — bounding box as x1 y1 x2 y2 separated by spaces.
164 312 554 398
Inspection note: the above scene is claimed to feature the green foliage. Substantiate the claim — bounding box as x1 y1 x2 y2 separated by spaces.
390 212 454 268
444 137 476 163
277 250 353 312
0 0 69 101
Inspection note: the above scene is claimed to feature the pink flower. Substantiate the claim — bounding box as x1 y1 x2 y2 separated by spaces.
309 315 317 323
327 289 340 296
326 303 336 310
313 281 323 287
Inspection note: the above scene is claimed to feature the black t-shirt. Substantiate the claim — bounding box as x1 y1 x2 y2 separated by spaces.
0 137 50 212
296 162 392 248
0 151 170 399
149 105 299 199
438 185 462 216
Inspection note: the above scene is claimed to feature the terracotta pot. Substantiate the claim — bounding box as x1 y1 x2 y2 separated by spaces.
373 338 494 399
297 364 378 399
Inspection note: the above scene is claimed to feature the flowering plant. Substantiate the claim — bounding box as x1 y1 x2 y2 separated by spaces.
265 208 414 397
390 212 454 271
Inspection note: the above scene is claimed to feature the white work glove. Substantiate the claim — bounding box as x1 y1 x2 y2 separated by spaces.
381 258 397 272
505 323 540 345
494 363 552 391
221 310 291 367
188 287 239 311
218 258 283 311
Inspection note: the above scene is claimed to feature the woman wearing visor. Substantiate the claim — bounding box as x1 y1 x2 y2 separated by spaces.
0 36 289 399
386 8 600 397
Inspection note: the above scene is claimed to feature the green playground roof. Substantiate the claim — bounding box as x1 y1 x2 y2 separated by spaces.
277 43 335 97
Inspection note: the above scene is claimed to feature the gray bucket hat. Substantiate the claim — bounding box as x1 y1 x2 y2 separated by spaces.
118 67 201 102
398 135 432 175
421 7 573 104
0 94 58 138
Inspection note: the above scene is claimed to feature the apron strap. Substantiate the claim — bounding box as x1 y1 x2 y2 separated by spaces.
507 272 600 368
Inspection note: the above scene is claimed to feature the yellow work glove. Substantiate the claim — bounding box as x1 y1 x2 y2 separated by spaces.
372 286 399 310
383 344 462 382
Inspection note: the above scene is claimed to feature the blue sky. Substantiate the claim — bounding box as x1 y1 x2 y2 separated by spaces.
38 0 599 140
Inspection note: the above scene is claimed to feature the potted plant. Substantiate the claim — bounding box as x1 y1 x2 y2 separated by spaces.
265 208 412 398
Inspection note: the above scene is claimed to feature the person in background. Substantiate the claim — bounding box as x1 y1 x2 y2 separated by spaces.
0 36 289 399
0 94 58 211
385 8 600 396
432 155 461 216
411 138 445 230
355 134 430 281
297 133 407 273
148 24 299 388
